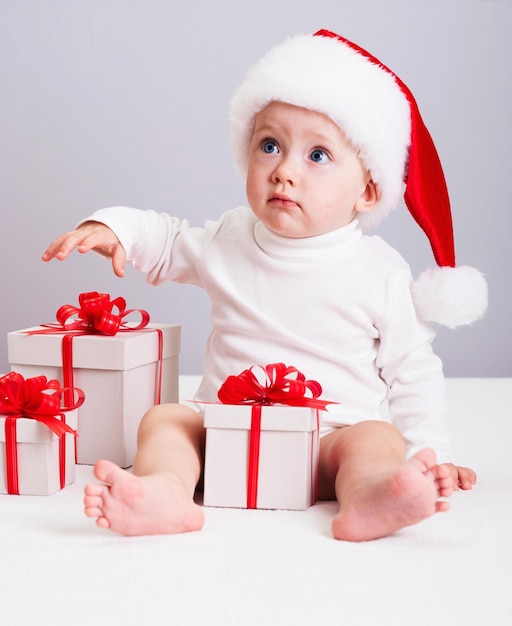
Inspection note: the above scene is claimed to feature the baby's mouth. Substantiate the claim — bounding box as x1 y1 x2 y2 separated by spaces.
269 194 299 208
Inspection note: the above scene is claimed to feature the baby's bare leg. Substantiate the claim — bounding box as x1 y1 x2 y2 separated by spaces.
83 404 205 536
318 421 453 542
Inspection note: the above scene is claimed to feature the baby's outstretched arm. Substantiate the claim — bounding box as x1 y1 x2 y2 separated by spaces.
42 221 127 277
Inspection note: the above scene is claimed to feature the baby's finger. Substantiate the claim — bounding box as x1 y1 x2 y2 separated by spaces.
458 468 477 490
42 230 85 261
111 245 127 278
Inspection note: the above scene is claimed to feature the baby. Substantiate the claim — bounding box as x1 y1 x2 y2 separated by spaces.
43 30 487 541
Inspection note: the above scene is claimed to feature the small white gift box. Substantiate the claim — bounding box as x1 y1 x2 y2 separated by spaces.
203 404 320 510
7 324 180 467
0 410 77 496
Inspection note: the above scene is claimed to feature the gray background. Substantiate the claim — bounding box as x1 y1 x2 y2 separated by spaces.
1 0 510 377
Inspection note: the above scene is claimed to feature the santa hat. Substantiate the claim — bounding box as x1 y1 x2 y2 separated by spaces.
229 29 487 328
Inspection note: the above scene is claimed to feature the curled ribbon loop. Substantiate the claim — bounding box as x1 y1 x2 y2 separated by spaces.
1 372 84 495
218 362 333 410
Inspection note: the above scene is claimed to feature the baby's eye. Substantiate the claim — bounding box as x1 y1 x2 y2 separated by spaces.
309 148 330 164
261 140 279 154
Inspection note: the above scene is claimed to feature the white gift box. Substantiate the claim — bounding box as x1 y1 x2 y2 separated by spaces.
0 410 77 495
7 324 180 467
203 404 320 510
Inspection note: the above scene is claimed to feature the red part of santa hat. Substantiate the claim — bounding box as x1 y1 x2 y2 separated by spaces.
317 30 455 268
229 29 487 327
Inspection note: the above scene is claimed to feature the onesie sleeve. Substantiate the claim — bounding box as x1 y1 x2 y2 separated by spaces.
81 206 225 287
376 266 453 462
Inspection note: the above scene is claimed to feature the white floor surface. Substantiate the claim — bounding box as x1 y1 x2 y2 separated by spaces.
1 377 511 626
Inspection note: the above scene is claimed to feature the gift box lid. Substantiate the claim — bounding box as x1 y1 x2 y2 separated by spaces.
8 324 180 371
0 413 77 444
204 404 319 433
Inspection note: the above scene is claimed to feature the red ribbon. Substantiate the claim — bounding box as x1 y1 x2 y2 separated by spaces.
217 363 335 508
0 372 84 494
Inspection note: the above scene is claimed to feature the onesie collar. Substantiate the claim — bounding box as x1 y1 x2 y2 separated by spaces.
253 219 362 259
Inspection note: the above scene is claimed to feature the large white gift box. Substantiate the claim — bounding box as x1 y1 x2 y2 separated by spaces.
7 324 180 467
0 410 77 495
203 404 320 510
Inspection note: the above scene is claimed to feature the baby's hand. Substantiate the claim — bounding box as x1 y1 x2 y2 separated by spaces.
42 221 127 277
444 463 477 491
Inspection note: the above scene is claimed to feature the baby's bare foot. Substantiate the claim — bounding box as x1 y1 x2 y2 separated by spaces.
84 460 204 536
332 449 453 542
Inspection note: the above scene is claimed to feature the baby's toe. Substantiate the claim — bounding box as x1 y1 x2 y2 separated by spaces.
95 516 111 529
84 482 106 497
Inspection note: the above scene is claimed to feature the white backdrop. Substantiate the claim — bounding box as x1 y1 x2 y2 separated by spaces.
1 0 510 376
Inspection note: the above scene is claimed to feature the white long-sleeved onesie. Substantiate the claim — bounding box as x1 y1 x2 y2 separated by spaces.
86 205 452 461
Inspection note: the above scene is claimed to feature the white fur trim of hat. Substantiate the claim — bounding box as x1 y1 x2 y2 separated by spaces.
229 29 488 328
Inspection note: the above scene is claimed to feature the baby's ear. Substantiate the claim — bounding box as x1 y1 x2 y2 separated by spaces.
355 179 380 214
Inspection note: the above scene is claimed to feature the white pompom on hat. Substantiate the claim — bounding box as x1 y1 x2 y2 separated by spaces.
229 29 487 328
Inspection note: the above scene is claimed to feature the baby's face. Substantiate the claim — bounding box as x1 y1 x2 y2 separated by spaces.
246 102 377 238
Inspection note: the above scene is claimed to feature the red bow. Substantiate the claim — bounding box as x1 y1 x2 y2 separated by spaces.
218 363 334 410
1 372 84 494
50 291 150 335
